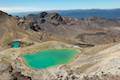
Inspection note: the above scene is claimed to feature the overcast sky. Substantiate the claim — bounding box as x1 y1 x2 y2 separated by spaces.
0 0 120 13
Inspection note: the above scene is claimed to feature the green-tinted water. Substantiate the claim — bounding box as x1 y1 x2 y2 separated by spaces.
22 49 80 69
11 41 21 48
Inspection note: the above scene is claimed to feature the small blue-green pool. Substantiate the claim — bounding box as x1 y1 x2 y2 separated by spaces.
11 41 21 48
22 49 80 69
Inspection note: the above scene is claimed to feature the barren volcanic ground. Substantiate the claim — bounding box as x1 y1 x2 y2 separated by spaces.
0 10 120 80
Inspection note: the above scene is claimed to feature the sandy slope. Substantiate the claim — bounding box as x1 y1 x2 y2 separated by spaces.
71 42 120 77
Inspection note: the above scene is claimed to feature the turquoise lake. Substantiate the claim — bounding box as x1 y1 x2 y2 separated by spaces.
22 49 80 69
11 41 21 48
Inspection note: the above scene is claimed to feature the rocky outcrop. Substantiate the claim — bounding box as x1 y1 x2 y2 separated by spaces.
0 62 13 80
28 12 64 24
0 62 32 80
0 11 8 16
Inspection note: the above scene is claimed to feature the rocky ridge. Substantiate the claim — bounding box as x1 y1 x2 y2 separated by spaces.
17 12 120 45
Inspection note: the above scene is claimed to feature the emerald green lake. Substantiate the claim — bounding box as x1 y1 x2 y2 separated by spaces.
11 41 21 48
22 49 80 69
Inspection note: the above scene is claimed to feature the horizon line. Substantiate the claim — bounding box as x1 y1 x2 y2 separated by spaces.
0 8 120 13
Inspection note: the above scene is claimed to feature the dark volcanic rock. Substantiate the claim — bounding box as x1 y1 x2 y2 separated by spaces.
48 12 64 23
20 12 66 32
30 22 42 32
40 12 48 18
27 12 65 25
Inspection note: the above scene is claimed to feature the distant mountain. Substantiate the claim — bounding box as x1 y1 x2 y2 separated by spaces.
58 9 120 19
11 9 120 19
